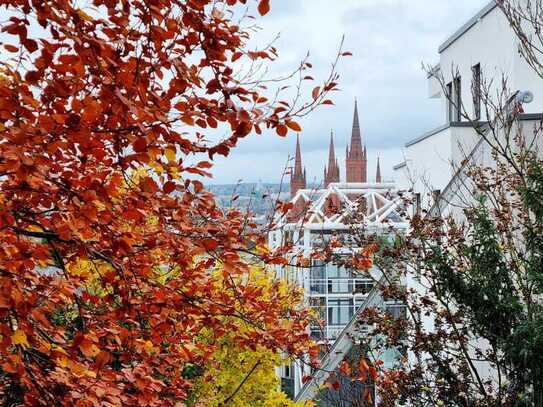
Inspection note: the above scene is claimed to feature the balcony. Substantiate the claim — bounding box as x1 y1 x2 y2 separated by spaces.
308 278 374 296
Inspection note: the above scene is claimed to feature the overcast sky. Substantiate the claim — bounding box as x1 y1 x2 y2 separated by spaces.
207 0 490 185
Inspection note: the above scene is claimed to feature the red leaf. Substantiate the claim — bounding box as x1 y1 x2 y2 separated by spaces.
301 374 312 384
94 351 111 371
163 181 176 194
312 86 320 100
23 39 38 53
257 0 270 16
276 124 288 137
201 239 218 251
133 137 147 152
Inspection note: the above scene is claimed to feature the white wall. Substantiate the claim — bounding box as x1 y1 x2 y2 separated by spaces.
438 4 543 120
396 126 454 210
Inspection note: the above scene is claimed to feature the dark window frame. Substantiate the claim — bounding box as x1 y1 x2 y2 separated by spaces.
414 192 421 216
454 76 462 122
472 63 481 120
446 82 454 122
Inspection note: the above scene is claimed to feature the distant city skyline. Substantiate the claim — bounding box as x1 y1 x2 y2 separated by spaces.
206 0 490 184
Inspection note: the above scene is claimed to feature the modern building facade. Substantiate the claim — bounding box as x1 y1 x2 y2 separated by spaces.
392 0 543 396
273 102 407 400
394 0 543 211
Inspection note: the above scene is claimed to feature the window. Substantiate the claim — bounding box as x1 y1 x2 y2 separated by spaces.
454 76 462 121
328 279 353 293
414 192 421 216
310 264 325 279
446 82 453 122
327 264 353 293
385 304 407 320
284 364 291 378
472 64 481 120
354 280 374 295
327 264 352 279
328 298 353 325
310 265 325 294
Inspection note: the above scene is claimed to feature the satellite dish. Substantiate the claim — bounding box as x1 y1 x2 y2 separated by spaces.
517 90 534 104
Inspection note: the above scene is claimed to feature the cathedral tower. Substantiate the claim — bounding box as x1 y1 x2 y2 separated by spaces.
290 134 307 197
324 131 340 186
345 100 367 183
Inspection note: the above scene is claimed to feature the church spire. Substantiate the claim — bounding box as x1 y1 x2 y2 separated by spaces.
324 130 340 186
346 98 367 182
328 130 336 165
376 156 382 183
351 98 361 145
295 134 302 172
290 134 306 197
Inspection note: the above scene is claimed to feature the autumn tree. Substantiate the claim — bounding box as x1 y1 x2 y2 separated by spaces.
0 0 345 405
188 266 312 407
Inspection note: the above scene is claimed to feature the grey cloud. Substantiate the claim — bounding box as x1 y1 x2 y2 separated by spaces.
206 0 490 184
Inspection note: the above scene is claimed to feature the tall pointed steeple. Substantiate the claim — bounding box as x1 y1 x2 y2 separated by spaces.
376 156 382 183
351 98 361 144
346 98 367 183
290 134 306 197
328 130 336 165
295 134 302 168
324 130 340 186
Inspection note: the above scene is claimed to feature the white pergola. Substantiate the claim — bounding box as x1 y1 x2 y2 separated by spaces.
275 182 407 232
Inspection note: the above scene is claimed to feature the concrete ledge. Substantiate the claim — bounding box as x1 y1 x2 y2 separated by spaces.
393 161 406 170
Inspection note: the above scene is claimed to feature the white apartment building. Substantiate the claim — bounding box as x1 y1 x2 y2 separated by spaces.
394 0 543 210
393 0 543 396
268 182 406 400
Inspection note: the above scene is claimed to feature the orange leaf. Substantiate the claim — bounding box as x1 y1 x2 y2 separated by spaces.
286 121 302 132
4 44 18 52
364 387 373 403
339 360 351 376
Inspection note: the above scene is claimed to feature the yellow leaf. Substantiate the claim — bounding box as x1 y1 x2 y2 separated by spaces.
77 9 94 22
57 356 69 368
165 147 177 163
12 329 29 348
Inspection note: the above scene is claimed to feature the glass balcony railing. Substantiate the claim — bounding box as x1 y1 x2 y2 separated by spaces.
308 278 374 295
